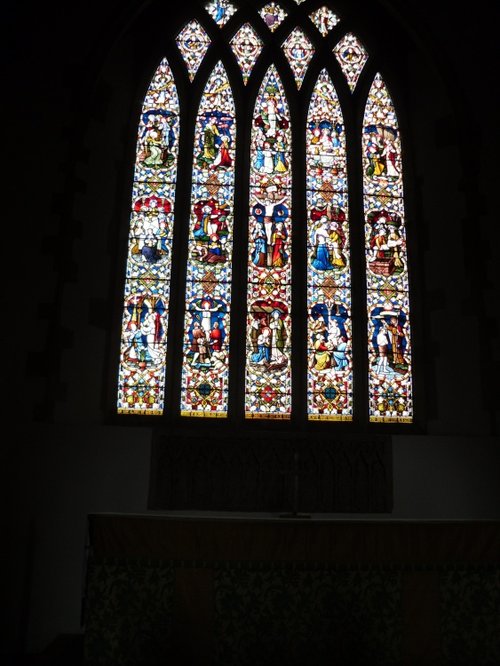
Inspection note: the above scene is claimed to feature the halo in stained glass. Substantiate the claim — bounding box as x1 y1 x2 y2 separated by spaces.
205 0 237 27
334 32 368 92
176 20 211 81
362 73 412 423
230 23 263 84
259 3 287 32
281 27 315 89
309 6 340 36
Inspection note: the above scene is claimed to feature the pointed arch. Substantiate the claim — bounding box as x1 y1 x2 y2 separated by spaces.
306 69 353 421
362 73 413 422
180 62 236 417
117 59 180 414
245 65 292 419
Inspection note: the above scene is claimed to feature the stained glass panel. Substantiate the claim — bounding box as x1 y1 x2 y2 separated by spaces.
230 23 263 84
117 59 179 415
176 20 211 81
245 66 292 419
306 70 352 421
333 32 368 92
362 74 413 422
282 28 315 89
180 62 236 417
309 6 340 37
205 0 237 27
259 3 287 32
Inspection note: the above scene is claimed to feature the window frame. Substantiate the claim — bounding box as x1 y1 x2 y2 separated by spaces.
108 0 425 435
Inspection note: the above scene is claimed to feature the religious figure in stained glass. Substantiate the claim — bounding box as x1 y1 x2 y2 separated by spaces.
366 210 405 277
230 23 263 84
196 111 234 170
309 6 339 37
259 3 287 32
205 0 237 27
250 202 289 268
334 32 368 92
281 27 315 88
192 198 230 264
138 111 176 169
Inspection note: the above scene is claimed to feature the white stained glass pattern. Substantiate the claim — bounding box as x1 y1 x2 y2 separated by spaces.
230 23 263 84
245 65 292 419
362 74 413 423
333 32 368 92
117 59 180 415
309 6 340 37
205 0 237 27
176 20 211 81
181 62 236 417
259 3 287 32
282 27 315 89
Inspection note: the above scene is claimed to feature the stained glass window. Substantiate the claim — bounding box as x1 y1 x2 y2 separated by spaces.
176 20 211 81
306 70 352 421
180 62 236 417
245 65 292 419
282 28 315 89
230 23 263 84
117 59 179 415
118 6 416 427
333 32 368 92
309 6 340 37
362 74 413 422
205 0 237 27
259 3 287 32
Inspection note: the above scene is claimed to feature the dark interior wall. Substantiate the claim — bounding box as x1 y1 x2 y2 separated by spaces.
4 0 499 656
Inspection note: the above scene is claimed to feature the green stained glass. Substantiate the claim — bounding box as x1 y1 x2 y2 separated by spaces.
230 23 263 84
117 59 179 415
259 3 287 32
205 0 237 27
245 65 292 419
180 62 236 417
363 74 413 423
306 70 352 421
334 32 368 92
282 27 315 89
176 20 211 81
309 6 340 37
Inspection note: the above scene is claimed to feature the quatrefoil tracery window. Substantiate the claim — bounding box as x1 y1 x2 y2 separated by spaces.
117 1 413 424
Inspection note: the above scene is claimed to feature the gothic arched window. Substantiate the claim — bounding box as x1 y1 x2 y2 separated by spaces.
116 0 414 427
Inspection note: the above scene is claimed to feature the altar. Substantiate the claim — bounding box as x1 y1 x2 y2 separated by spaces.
82 514 500 666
